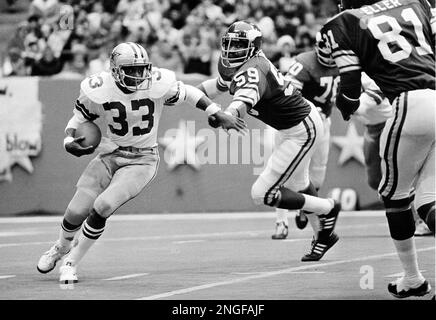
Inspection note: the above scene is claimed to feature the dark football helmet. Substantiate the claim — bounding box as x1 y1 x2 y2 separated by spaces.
338 0 380 10
221 21 263 67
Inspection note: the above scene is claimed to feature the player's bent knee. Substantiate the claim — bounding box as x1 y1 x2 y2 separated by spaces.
93 198 115 218
251 181 269 206
64 207 89 226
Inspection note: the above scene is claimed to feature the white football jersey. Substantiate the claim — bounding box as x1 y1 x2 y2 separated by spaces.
72 67 186 148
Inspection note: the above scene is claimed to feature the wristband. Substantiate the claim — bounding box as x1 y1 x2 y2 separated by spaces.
63 136 74 147
205 103 221 116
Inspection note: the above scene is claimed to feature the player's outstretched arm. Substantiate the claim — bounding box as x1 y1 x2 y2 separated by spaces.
197 77 228 99
184 84 247 133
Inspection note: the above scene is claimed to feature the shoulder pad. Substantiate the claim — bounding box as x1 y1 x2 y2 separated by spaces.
237 53 270 75
80 71 113 104
294 51 316 70
149 67 177 99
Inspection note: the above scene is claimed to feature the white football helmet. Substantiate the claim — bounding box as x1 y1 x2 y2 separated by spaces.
314 32 336 68
110 42 152 91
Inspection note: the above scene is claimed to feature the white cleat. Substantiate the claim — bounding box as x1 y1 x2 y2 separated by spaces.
271 221 289 240
37 240 76 274
59 261 78 284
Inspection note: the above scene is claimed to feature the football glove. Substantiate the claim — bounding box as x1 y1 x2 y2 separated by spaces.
208 115 221 128
64 136 95 157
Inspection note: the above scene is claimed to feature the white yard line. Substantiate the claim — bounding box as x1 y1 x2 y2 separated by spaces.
136 247 435 300
0 275 16 280
385 270 426 278
0 222 389 249
0 211 386 224
0 230 268 249
0 231 47 237
173 240 206 244
102 273 149 281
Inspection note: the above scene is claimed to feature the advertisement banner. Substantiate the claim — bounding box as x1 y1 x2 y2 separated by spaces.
0 77 42 182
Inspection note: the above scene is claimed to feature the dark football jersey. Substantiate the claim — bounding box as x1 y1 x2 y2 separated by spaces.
217 52 311 130
286 50 339 117
321 0 435 102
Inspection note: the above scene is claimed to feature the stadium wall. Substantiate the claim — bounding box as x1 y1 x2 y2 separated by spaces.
0 76 381 215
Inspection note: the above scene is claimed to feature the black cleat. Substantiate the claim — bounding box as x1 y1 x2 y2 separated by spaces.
301 232 339 262
388 280 432 298
318 200 341 241
272 222 288 240
295 211 308 230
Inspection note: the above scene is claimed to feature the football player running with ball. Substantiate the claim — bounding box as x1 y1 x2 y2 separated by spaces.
321 0 435 298
37 42 246 283
198 21 341 262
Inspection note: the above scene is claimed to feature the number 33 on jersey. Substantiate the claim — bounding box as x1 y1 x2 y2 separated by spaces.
74 68 185 148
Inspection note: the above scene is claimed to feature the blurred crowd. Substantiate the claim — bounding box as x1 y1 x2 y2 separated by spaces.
1 0 337 78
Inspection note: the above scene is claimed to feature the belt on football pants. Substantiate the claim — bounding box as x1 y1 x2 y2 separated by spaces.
117 145 157 153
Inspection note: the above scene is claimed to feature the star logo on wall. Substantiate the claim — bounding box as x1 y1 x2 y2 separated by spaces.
158 120 206 170
331 122 365 166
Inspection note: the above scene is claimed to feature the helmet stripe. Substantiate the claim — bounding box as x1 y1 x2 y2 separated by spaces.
126 42 138 58
134 43 145 59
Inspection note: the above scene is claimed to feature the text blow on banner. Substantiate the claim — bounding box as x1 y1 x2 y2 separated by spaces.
0 77 42 182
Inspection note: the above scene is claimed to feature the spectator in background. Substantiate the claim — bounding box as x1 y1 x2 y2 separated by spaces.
7 22 28 57
270 35 296 74
297 12 320 42
46 19 72 58
198 0 225 22
26 14 43 39
178 18 213 76
255 10 277 59
23 34 44 67
2 48 29 76
61 40 88 76
29 0 60 24
275 14 297 38
143 0 163 32
87 47 110 75
164 0 190 29
295 31 315 54
31 46 63 76
150 39 183 73
156 18 180 48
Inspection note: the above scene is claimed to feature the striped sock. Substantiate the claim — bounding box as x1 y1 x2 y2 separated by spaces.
65 209 106 266
59 218 81 248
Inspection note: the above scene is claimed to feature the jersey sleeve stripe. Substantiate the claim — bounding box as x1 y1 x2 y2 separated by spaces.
233 95 255 106
75 100 99 121
217 77 229 92
332 49 355 56
235 87 260 104
339 65 362 73
334 55 360 69
164 82 181 105
332 52 358 59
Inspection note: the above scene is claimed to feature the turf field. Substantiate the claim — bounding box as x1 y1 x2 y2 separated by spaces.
0 211 434 300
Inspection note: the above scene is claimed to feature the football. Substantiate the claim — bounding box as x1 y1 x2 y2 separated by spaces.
75 121 102 148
